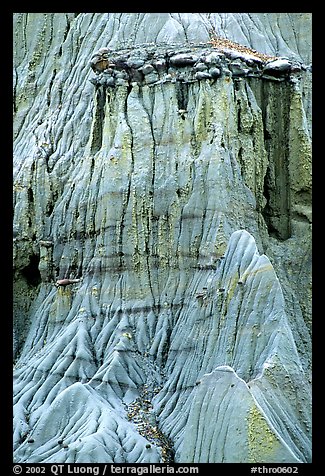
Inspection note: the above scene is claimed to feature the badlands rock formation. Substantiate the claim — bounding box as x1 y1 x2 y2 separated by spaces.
13 13 311 463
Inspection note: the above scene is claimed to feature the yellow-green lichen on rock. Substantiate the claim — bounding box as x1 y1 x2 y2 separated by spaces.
247 404 281 463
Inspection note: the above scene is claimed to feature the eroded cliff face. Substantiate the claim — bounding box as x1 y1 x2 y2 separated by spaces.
13 13 311 463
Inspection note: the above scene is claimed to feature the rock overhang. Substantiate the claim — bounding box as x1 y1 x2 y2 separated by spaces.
89 42 304 89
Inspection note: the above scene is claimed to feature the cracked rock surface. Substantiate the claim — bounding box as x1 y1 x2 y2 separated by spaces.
13 13 311 463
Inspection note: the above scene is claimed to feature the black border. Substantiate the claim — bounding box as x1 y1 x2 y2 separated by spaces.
8 8 316 474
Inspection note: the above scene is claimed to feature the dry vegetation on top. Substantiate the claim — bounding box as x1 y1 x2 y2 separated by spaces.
208 35 278 62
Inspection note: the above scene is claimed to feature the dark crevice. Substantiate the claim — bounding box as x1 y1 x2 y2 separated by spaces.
13 67 18 113
175 81 189 111
21 254 41 287
28 188 34 204
235 96 243 133
89 156 95 180
233 78 241 92
90 86 106 154
258 82 292 241
238 146 243 167
62 15 72 43
262 167 279 239
46 189 59 217
262 166 291 241
47 69 57 107
46 202 55 217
